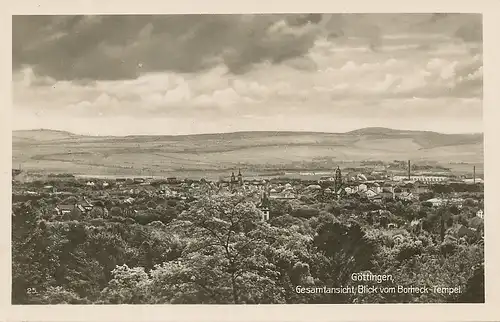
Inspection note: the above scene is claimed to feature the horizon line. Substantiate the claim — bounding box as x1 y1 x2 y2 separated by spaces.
12 126 484 137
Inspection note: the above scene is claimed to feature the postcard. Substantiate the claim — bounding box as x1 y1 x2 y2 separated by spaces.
2 0 500 321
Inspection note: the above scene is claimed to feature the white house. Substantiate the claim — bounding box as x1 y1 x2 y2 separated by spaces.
426 198 444 207
358 184 368 192
344 186 357 194
476 209 484 219
398 191 415 201
365 189 378 198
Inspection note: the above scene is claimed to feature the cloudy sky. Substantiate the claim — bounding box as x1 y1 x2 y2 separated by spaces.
12 14 482 136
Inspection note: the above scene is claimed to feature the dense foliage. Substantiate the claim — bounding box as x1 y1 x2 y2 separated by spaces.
12 186 484 304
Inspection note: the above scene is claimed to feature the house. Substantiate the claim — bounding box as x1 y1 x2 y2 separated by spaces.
80 197 94 212
413 183 430 194
371 194 383 204
344 186 357 194
133 178 145 184
319 176 335 184
365 189 378 199
426 198 444 207
476 209 484 219
164 177 177 184
371 182 382 194
124 197 135 204
357 174 367 181
270 191 296 200
358 183 368 192
116 178 127 185
55 204 84 216
398 191 415 201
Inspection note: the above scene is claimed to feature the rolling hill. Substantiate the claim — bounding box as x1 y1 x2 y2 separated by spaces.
12 127 484 178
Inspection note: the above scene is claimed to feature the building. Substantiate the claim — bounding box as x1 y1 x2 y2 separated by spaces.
358 183 368 192
166 177 178 184
413 183 430 194
398 191 415 201
80 197 94 212
393 175 449 183
334 166 343 195
230 172 237 190
258 191 271 221
237 169 243 186
55 204 84 216
426 198 444 207
476 209 484 219
379 188 394 200
365 189 378 199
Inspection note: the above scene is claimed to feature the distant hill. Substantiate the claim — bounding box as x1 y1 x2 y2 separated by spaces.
13 129 78 142
12 128 484 178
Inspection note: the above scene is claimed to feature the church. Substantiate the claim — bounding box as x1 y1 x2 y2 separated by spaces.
333 166 346 198
230 169 244 191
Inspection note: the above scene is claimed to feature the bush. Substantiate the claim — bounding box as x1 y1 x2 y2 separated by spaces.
440 240 458 257
396 241 423 262
291 207 320 219
124 218 136 225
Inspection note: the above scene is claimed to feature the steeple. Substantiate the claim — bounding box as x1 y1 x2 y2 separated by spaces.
334 166 343 197
237 168 243 185
261 190 270 208
259 190 271 221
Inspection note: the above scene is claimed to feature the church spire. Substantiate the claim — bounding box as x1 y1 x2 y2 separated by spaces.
237 168 243 185
334 166 343 197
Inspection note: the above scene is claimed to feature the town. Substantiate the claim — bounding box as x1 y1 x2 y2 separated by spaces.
13 159 484 240
12 159 485 304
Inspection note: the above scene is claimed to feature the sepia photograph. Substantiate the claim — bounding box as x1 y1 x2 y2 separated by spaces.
11 13 484 305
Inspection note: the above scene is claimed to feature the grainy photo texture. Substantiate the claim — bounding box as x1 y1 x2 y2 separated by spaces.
11 14 484 304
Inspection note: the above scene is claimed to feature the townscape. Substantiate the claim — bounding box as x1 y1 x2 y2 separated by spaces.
12 160 484 304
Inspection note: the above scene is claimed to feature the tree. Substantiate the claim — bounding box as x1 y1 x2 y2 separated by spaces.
99 265 152 304
455 263 484 303
312 214 378 303
151 195 282 303
106 194 313 304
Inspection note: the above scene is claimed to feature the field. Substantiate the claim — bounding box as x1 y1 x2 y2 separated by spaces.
12 127 484 179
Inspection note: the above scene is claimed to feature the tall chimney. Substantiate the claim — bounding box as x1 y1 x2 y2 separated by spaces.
408 160 411 180
473 165 476 184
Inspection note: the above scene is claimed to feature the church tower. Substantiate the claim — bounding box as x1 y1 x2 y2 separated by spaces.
238 169 243 186
259 190 271 221
334 166 343 197
230 172 237 191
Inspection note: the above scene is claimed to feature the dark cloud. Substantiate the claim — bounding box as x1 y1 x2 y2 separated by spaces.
12 14 482 81
13 14 323 81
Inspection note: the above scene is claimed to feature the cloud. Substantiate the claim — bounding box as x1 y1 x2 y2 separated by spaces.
12 14 483 135
12 15 323 81
13 14 482 81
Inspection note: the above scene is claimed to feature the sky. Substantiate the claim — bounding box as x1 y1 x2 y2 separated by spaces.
12 14 483 136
